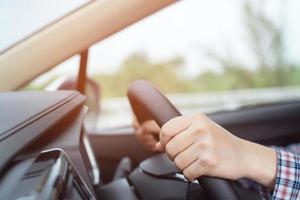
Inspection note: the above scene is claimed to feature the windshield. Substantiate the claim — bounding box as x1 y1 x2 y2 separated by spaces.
5 0 300 129
87 0 300 128
0 0 89 52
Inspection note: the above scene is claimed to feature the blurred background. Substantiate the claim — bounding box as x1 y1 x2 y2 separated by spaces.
1 0 300 130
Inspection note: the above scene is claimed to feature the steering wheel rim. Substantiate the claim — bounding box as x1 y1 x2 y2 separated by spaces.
127 80 240 200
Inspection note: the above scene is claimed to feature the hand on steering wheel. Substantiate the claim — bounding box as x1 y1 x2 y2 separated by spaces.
135 113 247 182
155 113 246 182
127 80 241 200
128 80 277 200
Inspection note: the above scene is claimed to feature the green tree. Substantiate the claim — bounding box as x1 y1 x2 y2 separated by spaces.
92 53 185 97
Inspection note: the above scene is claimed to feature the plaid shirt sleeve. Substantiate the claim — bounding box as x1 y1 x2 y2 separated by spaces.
260 148 300 200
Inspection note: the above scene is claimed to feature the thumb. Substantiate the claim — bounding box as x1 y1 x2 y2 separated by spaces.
154 142 165 152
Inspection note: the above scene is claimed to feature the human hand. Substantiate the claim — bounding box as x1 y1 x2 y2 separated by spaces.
133 119 162 152
155 113 277 189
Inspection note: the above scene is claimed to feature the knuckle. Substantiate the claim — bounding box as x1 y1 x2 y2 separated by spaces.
162 116 180 132
183 169 195 181
195 140 210 150
165 143 175 159
165 142 172 152
183 169 192 181
201 155 217 169
200 122 210 131
190 126 203 138
198 122 211 132
174 156 184 170
160 125 172 137
160 126 167 136
193 113 207 121
191 122 209 134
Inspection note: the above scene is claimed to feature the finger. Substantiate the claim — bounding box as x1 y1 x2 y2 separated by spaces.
144 140 158 150
165 126 198 160
173 143 199 171
136 126 153 138
144 120 160 133
183 159 205 182
154 142 165 152
138 134 157 145
136 128 148 142
137 123 159 139
160 115 194 146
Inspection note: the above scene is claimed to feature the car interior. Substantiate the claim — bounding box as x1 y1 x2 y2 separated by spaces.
0 0 299 200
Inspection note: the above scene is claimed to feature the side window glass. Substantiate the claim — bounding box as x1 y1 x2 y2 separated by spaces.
22 55 80 91
86 0 300 128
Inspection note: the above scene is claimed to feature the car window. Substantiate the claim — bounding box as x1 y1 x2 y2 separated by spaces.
22 55 80 91
0 0 90 52
7 0 300 129
85 0 300 128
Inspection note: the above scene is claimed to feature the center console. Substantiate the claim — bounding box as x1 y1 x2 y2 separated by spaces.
7 149 95 200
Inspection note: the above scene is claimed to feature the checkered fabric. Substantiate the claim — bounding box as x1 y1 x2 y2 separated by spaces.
260 146 300 200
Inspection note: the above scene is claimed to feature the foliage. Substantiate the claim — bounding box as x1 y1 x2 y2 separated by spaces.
91 53 185 97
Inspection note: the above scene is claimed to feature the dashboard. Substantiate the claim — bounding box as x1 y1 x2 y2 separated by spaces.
1 89 300 200
0 91 99 199
1 149 95 199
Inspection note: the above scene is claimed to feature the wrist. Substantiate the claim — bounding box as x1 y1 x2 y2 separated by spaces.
240 139 277 189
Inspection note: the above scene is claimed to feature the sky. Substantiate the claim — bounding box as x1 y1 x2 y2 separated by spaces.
1 0 299 79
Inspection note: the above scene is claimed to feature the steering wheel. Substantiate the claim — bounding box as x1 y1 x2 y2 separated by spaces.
127 80 240 200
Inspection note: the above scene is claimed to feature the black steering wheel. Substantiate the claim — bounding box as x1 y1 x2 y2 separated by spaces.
127 80 240 200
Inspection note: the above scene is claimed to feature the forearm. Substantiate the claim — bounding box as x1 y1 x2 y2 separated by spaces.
239 139 277 189
259 148 300 200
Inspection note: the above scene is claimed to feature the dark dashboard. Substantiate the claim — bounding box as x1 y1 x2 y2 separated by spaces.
1 90 300 200
0 91 99 199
